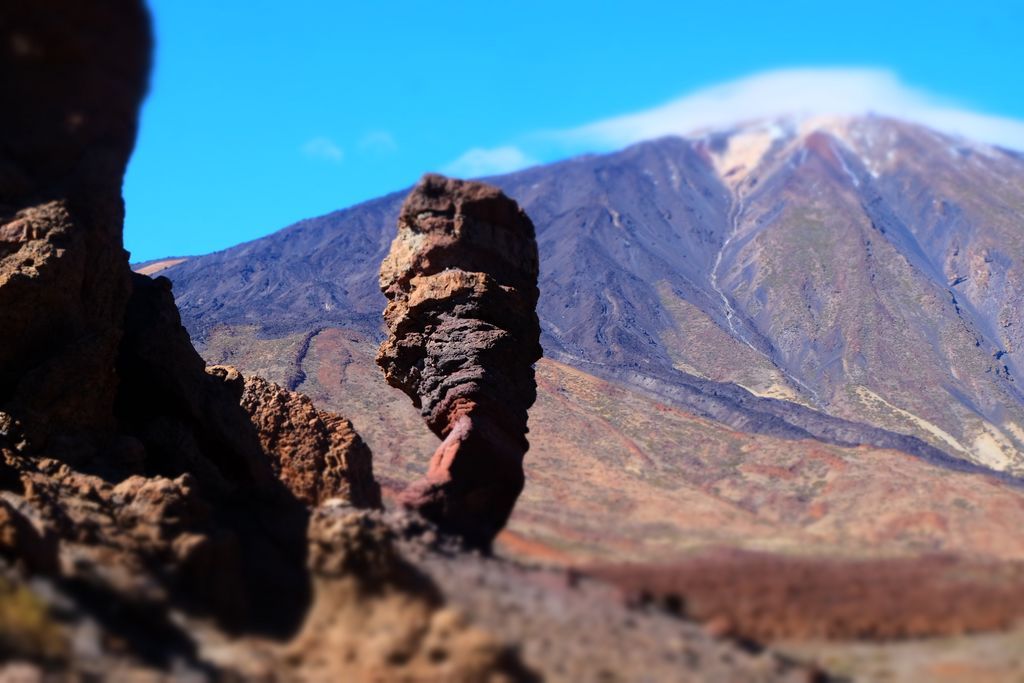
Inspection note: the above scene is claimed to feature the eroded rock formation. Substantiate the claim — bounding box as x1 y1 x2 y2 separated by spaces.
0 0 376 637
377 174 542 548
0 0 150 450
240 373 380 508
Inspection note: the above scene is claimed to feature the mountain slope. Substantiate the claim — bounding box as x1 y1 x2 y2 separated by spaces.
161 115 1024 476
155 115 1024 559
197 324 1024 563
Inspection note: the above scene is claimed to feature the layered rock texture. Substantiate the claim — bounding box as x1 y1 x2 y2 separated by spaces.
377 174 542 548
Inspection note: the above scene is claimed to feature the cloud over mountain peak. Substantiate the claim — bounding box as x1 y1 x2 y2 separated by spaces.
557 68 1024 151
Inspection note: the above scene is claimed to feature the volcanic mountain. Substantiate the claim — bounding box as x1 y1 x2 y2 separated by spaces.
153 115 1024 562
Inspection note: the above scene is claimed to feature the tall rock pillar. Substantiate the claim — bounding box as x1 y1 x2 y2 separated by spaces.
377 174 542 548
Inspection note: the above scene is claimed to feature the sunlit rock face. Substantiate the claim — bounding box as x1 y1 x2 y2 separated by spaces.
377 174 542 549
240 372 380 508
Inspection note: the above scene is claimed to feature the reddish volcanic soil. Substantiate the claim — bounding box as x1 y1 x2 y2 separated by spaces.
591 551 1024 641
199 325 1024 568
193 323 1024 681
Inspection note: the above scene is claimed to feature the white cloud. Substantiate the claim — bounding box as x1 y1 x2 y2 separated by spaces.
553 68 1024 151
442 146 538 177
358 130 398 154
301 136 344 164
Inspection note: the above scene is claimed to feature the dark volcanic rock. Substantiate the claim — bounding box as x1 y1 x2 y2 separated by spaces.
116 273 280 491
112 271 316 630
377 174 542 548
0 0 374 639
0 0 150 449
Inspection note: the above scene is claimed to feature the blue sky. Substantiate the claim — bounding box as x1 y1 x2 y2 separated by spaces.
124 0 1024 262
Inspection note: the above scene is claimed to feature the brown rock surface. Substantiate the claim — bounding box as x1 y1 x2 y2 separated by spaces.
0 1 149 450
5 449 251 621
377 174 542 548
281 503 538 683
240 373 380 508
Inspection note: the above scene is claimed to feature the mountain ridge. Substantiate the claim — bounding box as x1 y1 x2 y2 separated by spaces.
149 115 1024 565
158 115 1024 480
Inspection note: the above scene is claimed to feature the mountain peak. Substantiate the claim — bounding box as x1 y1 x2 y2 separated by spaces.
682 113 1015 194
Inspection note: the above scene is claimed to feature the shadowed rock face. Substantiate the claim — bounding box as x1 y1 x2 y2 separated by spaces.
0 0 376 637
377 174 542 548
0 1 150 448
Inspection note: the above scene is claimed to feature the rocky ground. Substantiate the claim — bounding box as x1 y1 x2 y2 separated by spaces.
398 526 822 683
1 505 829 682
